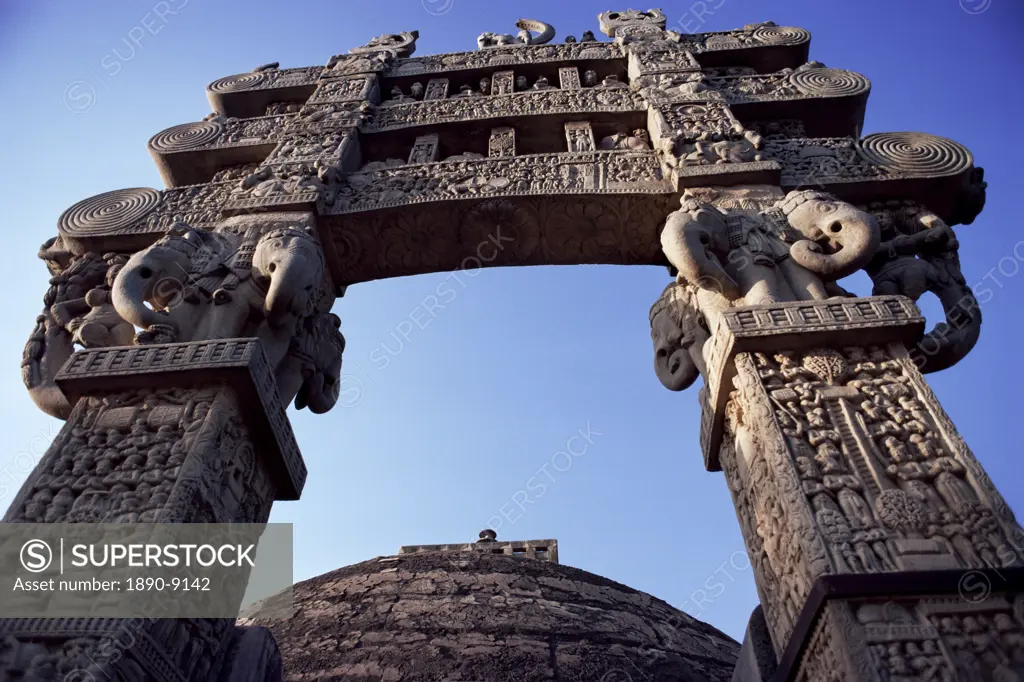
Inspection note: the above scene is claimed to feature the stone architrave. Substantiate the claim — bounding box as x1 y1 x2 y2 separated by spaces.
565 121 596 152
408 133 440 164
488 127 515 157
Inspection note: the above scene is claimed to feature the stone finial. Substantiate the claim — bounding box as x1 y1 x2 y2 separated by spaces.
477 529 498 542
597 9 667 37
477 19 556 49
351 31 419 58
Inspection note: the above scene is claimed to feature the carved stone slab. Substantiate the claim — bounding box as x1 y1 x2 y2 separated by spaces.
702 296 925 470
558 66 581 90
791 581 1024 681
329 151 670 214
366 88 647 132
715 338 1024 656
488 127 515 158
408 134 441 164
55 339 305 500
564 121 596 152
385 42 624 77
308 75 379 104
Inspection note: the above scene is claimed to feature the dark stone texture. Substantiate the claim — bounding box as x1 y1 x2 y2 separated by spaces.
253 551 739 681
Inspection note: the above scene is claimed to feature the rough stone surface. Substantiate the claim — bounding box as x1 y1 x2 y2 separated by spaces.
251 551 740 681
5 7 1013 682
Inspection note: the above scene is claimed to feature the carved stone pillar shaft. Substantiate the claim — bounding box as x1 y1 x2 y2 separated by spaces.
703 297 1024 681
0 339 301 681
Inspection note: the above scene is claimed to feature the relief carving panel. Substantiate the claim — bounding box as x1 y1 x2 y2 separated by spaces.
366 88 646 132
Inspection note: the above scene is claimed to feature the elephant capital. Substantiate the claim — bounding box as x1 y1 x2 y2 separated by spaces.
660 188 881 307
107 222 345 413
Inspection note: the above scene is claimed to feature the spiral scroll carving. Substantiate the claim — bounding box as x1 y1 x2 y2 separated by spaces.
208 72 266 93
148 121 224 153
752 25 811 46
58 188 161 237
332 227 366 275
790 68 869 98
857 132 973 177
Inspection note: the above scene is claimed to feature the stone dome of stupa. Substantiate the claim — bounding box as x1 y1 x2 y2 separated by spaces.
250 538 739 681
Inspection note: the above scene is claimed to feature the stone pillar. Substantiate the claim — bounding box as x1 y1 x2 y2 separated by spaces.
0 339 301 681
702 297 1024 681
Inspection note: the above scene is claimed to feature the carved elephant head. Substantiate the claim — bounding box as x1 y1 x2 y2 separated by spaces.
295 313 346 414
660 202 742 300
251 227 325 326
650 283 709 392
780 190 881 280
111 224 225 343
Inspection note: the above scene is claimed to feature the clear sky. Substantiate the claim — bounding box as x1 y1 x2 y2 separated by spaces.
0 0 1021 642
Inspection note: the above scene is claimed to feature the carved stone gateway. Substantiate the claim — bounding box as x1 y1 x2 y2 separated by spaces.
6 8 1018 682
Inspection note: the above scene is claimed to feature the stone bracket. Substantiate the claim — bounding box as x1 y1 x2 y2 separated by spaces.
767 567 1024 682
701 296 925 470
55 339 306 500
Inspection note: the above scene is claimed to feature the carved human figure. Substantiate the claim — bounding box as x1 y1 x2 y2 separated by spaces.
599 129 651 151
866 201 980 373
837 487 874 529
23 244 133 419
660 189 881 306
649 282 709 391
674 130 763 167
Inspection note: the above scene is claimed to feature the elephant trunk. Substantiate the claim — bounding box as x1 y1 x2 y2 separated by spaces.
661 211 742 300
655 346 701 392
111 255 180 335
263 260 315 325
789 209 881 281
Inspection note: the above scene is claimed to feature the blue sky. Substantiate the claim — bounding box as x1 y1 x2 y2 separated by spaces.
0 0 1021 641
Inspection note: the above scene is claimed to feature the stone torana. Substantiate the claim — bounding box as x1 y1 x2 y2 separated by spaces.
4 8 1020 682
